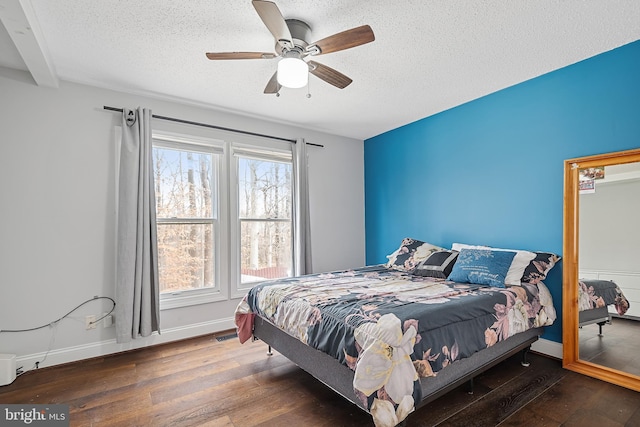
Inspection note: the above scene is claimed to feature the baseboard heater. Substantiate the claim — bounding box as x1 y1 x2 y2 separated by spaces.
0 354 16 386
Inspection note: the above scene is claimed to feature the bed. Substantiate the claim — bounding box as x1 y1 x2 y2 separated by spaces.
578 279 630 336
234 239 559 427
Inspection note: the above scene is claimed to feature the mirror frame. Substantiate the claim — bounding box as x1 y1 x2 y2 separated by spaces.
563 147 640 391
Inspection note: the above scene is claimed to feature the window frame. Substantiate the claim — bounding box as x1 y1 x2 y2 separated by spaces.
152 131 229 310
230 142 295 298
150 131 297 307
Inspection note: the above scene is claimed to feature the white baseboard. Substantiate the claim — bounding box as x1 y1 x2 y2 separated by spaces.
16 317 235 371
531 337 563 359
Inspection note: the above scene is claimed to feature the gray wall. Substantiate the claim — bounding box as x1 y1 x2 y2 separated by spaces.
0 66 366 367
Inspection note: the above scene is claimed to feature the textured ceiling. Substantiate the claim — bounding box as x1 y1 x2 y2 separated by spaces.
1 0 640 140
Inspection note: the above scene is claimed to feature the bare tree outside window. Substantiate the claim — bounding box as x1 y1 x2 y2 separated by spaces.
238 157 293 283
151 138 295 298
153 145 216 293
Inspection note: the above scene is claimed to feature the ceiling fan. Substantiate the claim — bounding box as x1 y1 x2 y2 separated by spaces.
205 0 375 94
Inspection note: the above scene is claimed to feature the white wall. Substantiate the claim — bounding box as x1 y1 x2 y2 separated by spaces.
579 176 640 317
0 67 365 369
579 178 640 271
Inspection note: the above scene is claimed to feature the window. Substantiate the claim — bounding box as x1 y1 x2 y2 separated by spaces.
151 132 295 308
236 153 293 288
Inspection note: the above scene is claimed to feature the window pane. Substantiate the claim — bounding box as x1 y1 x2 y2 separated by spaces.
157 223 215 292
238 158 291 219
240 220 291 283
154 146 215 218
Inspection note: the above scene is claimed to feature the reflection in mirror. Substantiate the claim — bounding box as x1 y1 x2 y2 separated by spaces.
578 162 640 375
563 148 640 392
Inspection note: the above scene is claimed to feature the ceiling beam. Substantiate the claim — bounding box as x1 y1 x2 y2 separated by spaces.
0 0 58 87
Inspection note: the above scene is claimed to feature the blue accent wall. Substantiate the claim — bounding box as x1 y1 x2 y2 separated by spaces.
364 40 640 343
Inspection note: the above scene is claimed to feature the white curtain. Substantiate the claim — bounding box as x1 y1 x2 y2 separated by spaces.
115 107 160 343
293 138 312 275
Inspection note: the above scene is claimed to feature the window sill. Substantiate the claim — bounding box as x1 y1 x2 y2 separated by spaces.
160 289 227 310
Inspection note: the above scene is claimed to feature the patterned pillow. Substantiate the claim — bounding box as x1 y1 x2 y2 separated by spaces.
413 250 459 278
386 238 445 272
520 252 561 284
447 248 516 288
451 243 535 286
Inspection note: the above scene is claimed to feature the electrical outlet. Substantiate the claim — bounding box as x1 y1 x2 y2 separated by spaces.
85 315 96 330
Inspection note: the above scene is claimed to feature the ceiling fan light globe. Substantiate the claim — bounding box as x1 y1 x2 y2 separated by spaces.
277 58 308 88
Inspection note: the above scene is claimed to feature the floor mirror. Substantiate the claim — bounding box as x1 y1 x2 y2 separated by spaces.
563 147 640 391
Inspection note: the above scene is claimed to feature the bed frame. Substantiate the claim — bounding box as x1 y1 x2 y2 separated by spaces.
253 316 542 416
579 306 611 337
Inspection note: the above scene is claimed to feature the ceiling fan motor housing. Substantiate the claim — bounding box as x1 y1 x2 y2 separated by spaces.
276 19 312 54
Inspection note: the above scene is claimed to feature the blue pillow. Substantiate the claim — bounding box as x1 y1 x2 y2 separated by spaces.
447 248 516 288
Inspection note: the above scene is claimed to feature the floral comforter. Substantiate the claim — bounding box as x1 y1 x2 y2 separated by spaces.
235 265 556 427
578 279 630 315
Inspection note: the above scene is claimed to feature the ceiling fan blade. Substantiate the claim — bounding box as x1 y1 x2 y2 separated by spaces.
264 71 282 94
308 61 352 89
206 52 277 60
252 0 293 48
307 25 375 55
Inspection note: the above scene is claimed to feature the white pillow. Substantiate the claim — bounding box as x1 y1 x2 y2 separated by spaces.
451 243 535 286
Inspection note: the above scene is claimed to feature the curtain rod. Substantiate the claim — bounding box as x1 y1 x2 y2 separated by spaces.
103 106 324 148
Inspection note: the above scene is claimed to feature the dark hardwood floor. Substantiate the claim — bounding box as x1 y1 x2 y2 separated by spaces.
580 316 640 376
1 331 639 427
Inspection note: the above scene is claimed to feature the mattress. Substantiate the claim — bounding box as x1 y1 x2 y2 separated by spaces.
235 264 556 426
